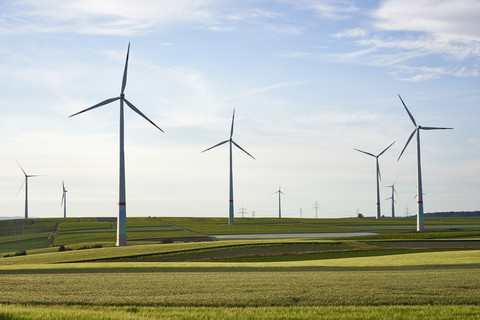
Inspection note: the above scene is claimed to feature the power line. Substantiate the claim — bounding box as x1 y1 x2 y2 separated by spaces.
313 201 320 218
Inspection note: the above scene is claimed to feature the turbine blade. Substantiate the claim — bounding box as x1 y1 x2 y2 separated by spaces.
16 179 26 196
121 43 130 95
61 192 65 206
124 98 164 132
230 109 235 139
420 126 454 130
394 188 399 199
398 94 417 127
354 148 376 157
201 140 229 153
232 140 255 159
397 129 416 161
269 191 279 196
280 190 287 197
69 97 120 118
378 141 395 157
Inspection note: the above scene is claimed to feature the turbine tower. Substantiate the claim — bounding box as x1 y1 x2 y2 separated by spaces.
272 187 286 218
202 109 255 225
69 43 164 246
61 181 67 218
385 180 398 218
355 141 395 219
17 162 40 219
397 94 453 231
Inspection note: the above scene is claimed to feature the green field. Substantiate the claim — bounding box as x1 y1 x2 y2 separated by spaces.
0 216 479 319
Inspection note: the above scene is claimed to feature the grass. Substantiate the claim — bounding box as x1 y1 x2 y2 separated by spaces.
0 260 479 306
0 217 479 318
1 305 480 320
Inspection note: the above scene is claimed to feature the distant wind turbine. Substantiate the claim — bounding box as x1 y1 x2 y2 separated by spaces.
272 187 287 218
384 180 398 218
69 43 164 246
16 162 40 219
397 94 453 231
355 141 395 219
61 181 67 218
202 109 255 225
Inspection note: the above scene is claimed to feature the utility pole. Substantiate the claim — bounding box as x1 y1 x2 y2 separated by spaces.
299 208 303 218
239 206 247 218
313 201 319 218
405 206 410 218
252 210 255 218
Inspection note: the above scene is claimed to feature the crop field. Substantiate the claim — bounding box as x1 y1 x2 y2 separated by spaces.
0 216 479 319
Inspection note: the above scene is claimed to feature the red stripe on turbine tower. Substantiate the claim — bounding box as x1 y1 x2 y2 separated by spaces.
118 202 126 206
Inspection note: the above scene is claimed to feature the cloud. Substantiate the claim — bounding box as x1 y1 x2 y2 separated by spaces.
288 0 359 20
332 27 368 38
373 0 480 42
223 81 308 101
321 0 480 81
275 51 313 58
392 65 480 82
0 0 220 35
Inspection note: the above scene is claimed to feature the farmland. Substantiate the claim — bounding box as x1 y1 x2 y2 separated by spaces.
0 216 479 319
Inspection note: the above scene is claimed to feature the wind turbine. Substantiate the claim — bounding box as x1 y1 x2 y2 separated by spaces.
61 181 67 218
384 180 398 218
69 43 163 246
16 162 40 219
355 142 395 219
202 109 255 226
272 187 287 218
397 94 453 231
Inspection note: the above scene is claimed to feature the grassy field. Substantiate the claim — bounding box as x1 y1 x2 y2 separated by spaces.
0 216 479 319
1 305 480 320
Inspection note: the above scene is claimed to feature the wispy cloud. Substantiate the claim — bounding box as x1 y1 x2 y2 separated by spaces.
332 27 368 38
392 65 480 82
373 0 480 42
321 0 480 81
0 0 220 35
275 51 313 58
287 0 359 20
223 81 308 101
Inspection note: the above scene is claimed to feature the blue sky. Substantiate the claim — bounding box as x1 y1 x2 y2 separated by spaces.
1 0 479 219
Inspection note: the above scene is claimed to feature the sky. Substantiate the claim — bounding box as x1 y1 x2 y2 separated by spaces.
1 0 479 220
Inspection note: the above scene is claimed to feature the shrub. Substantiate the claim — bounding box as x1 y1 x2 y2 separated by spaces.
4 250 27 258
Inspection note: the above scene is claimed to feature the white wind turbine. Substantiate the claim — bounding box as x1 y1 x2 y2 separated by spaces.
61 181 67 218
397 94 453 231
16 162 40 219
355 142 395 219
272 186 287 218
384 180 398 218
202 109 255 226
69 43 163 246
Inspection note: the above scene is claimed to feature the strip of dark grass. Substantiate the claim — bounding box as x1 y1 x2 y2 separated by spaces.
346 230 480 240
218 248 473 262
88 242 358 263
2 263 480 275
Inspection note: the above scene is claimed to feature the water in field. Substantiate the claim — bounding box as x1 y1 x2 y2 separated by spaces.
211 232 376 239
